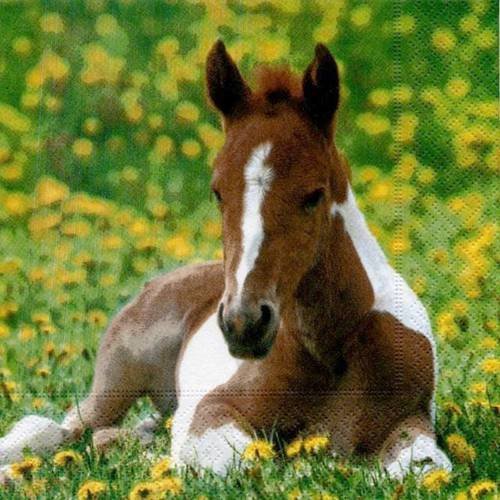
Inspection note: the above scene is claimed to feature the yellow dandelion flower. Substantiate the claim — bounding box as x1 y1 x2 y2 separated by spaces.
480 358 500 374
479 337 497 350
181 139 201 158
442 402 461 419
164 416 173 430
421 468 451 492
356 113 390 135
368 89 391 107
22 478 47 497
95 14 119 36
77 480 108 499
129 481 162 500
12 36 32 56
156 476 183 495
469 479 497 499
151 457 172 480
446 78 471 99
101 234 124 250
53 450 83 467
242 439 275 461
87 310 107 327
40 12 65 34
285 438 303 458
303 434 329 454
72 138 94 159
393 85 413 103
176 101 199 122
10 456 42 480
162 235 195 260
459 14 479 34
473 29 496 50
350 5 372 28
257 36 289 63
36 367 51 378
32 398 45 410
432 28 456 52
394 15 416 35
0 322 10 339
0 103 31 133
83 117 101 135
446 434 476 463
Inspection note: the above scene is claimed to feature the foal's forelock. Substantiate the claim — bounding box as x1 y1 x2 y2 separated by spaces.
233 142 274 304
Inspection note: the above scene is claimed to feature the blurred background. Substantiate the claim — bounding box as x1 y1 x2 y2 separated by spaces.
0 0 497 445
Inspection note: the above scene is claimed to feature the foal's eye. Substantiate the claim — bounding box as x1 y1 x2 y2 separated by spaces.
302 189 325 213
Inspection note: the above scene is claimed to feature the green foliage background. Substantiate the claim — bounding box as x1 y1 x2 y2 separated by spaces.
0 0 498 498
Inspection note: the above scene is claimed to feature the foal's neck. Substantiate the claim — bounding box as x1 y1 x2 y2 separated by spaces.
290 185 383 370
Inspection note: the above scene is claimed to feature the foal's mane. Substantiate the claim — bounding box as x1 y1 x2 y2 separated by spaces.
252 65 302 105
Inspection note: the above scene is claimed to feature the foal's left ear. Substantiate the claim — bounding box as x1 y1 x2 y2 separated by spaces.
302 44 340 138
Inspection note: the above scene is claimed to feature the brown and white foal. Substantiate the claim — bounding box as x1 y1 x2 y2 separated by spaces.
0 42 451 482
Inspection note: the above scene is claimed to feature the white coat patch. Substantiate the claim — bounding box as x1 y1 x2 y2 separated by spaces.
171 312 249 471
385 434 452 481
331 187 437 420
235 142 273 302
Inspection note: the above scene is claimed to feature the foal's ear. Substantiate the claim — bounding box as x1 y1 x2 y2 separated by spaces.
206 40 251 119
302 44 340 138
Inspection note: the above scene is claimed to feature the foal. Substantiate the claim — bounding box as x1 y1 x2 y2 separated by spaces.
0 42 451 482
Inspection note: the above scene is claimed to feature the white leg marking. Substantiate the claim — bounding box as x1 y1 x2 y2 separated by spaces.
177 423 252 475
331 187 438 420
133 413 161 445
385 434 452 481
171 313 245 473
235 142 274 302
0 415 69 465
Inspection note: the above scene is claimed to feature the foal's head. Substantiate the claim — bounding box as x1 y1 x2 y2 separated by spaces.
207 41 349 359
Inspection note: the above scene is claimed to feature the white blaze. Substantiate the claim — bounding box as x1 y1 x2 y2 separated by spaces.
235 142 273 301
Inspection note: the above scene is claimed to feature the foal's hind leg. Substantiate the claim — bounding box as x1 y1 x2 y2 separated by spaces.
380 413 451 481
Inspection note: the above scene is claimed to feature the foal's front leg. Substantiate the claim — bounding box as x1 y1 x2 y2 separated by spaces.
171 401 253 475
380 413 452 481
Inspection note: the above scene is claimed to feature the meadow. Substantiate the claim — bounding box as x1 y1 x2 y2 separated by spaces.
0 0 498 498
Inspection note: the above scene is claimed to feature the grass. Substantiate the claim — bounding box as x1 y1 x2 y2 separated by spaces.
0 0 498 498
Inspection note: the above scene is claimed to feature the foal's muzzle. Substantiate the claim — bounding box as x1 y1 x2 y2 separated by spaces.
217 300 279 359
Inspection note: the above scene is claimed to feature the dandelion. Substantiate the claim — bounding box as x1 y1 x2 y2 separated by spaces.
53 450 83 467
164 416 173 430
40 13 64 34
303 434 329 454
479 337 497 350
12 36 32 56
181 139 201 158
156 476 183 495
432 28 456 52
176 101 200 122
421 468 451 492
10 457 42 480
350 5 372 28
128 481 162 500
72 138 94 159
242 439 275 461
150 457 172 479
394 15 416 35
480 358 500 374
368 89 391 107
446 434 476 463
469 480 497 499
77 480 108 499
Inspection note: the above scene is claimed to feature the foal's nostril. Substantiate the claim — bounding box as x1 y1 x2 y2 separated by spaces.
259 303 273 328
217 302 225 332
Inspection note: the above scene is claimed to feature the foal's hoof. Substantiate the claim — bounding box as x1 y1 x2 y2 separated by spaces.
92 428 128 452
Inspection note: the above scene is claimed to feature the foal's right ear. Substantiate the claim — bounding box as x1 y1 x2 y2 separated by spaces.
206 40 251 119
